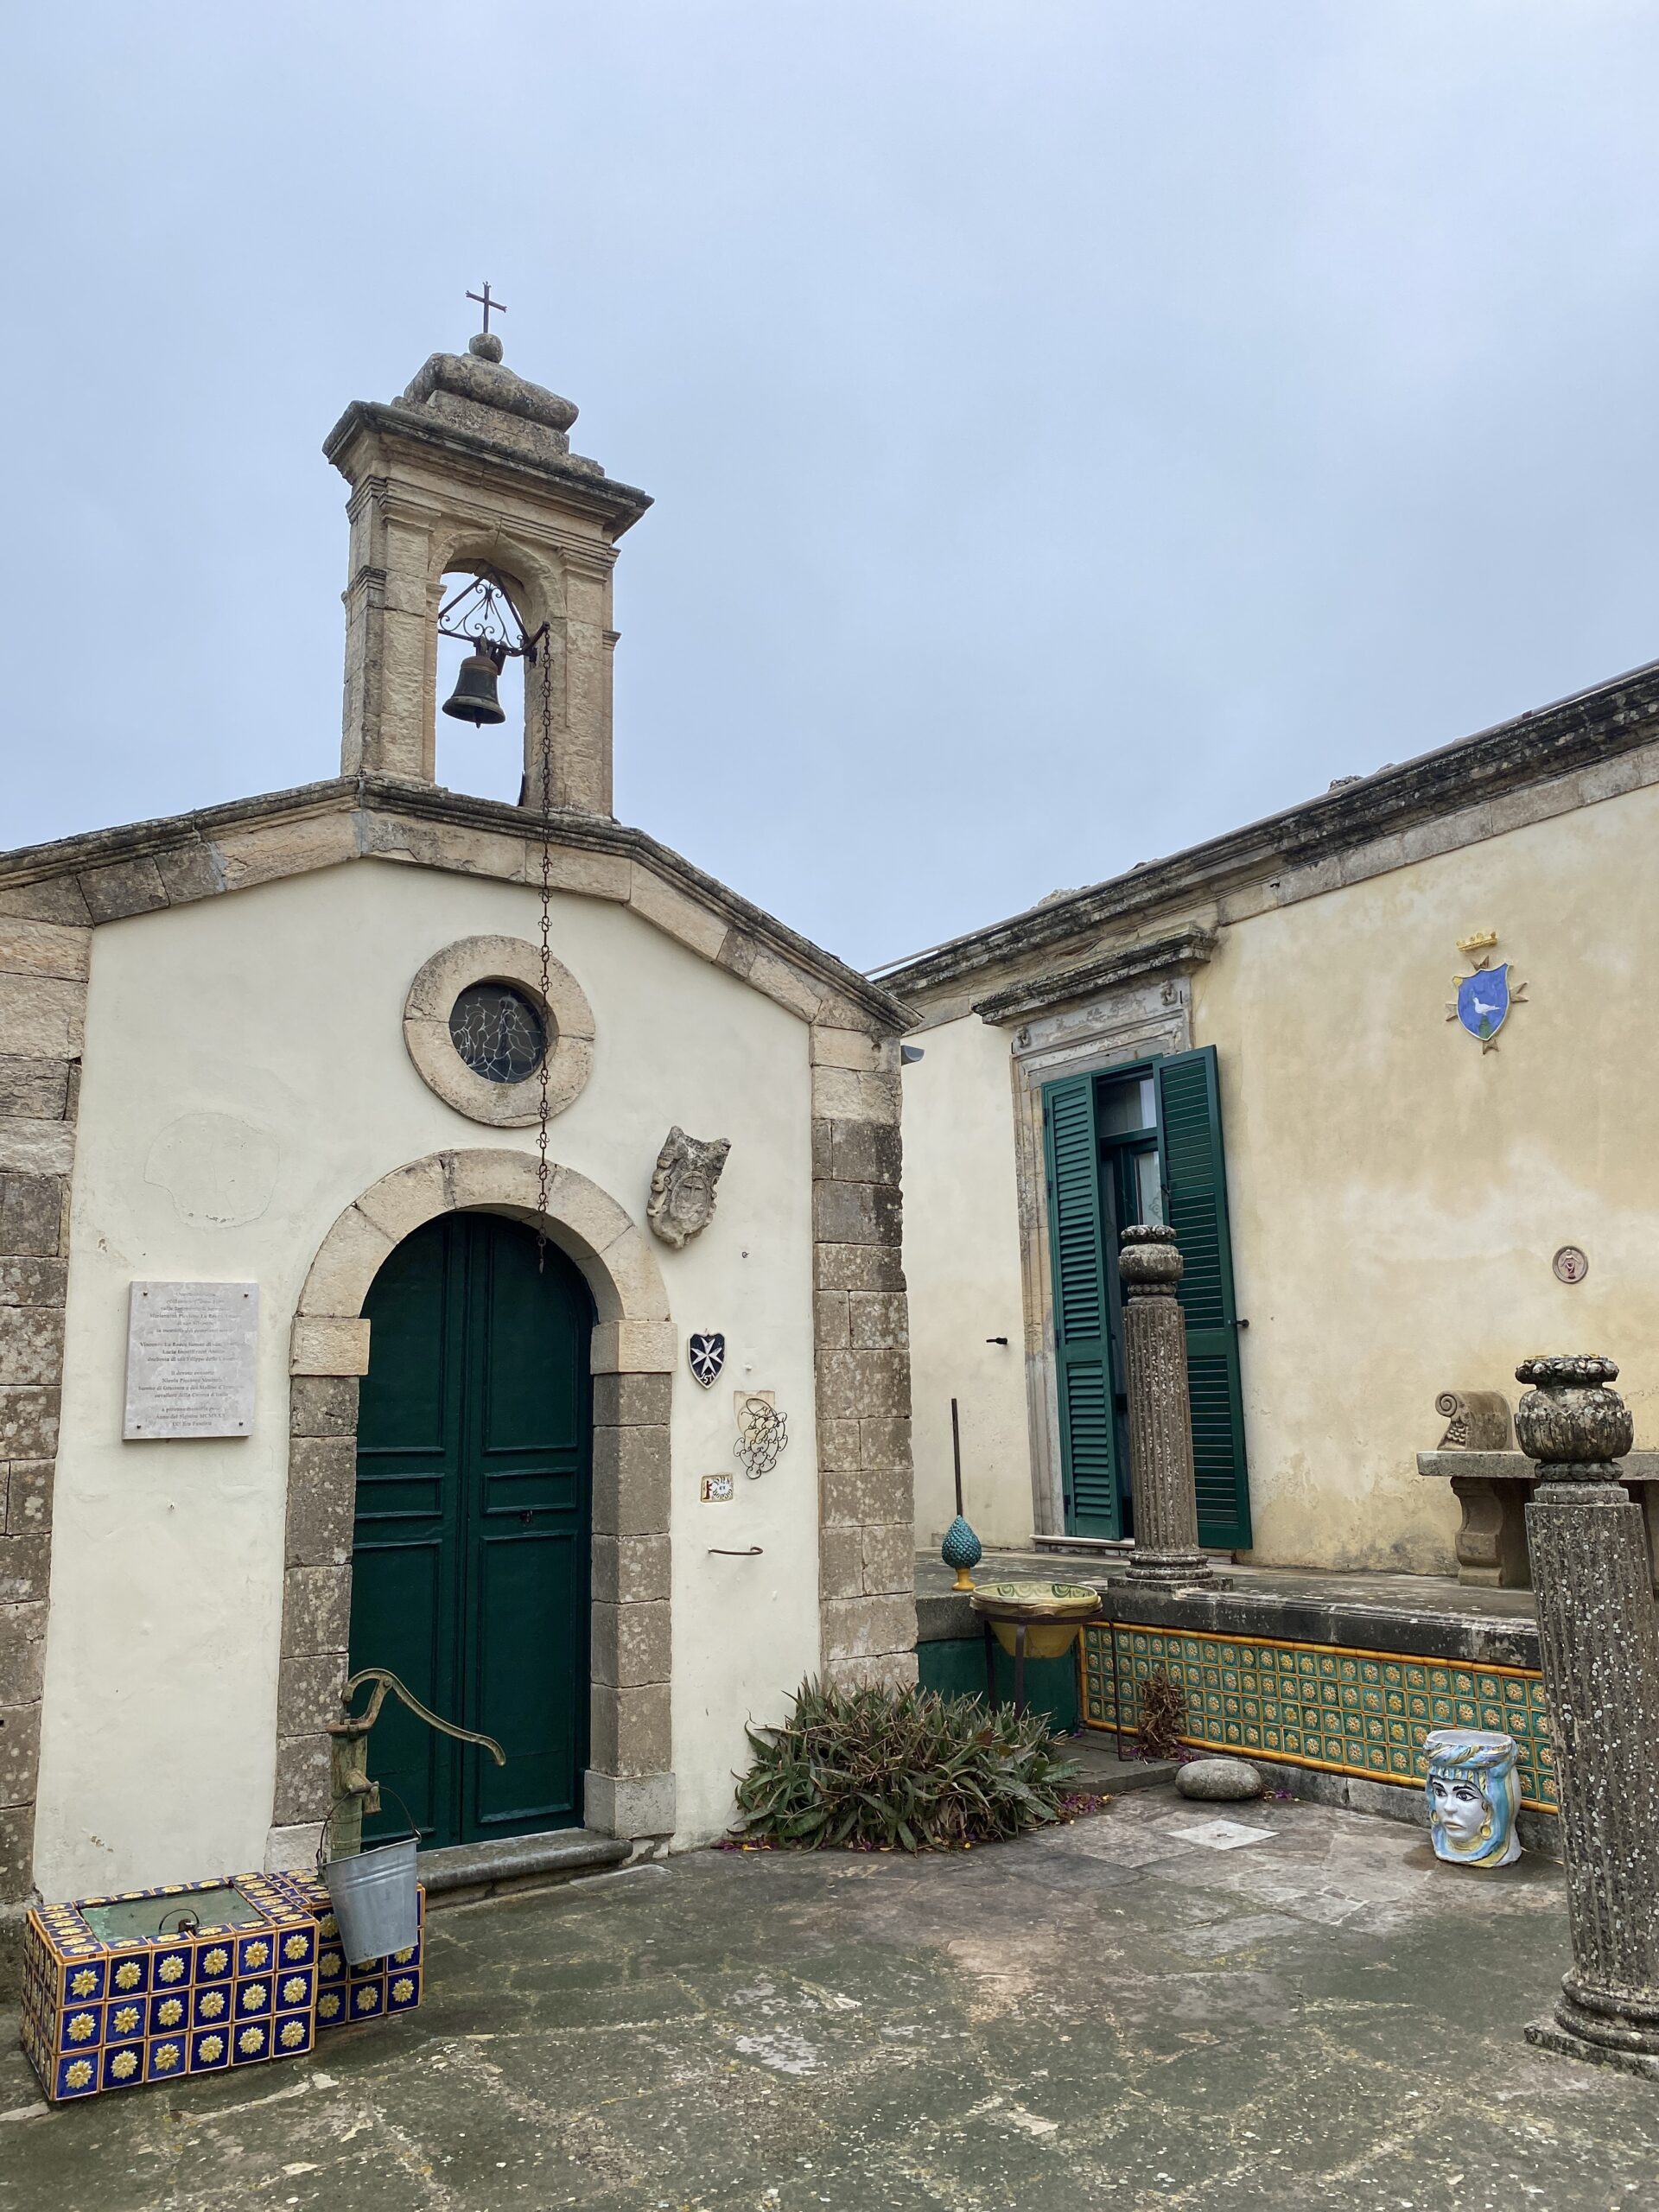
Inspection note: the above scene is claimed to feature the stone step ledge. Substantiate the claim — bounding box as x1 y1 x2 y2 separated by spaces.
420 1828 632 1910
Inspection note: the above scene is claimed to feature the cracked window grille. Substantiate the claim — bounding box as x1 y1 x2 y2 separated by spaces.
448 984 547 1084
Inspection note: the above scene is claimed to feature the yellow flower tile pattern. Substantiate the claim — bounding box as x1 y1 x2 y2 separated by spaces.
1080 1625 1557 1811
264 1871 427 2036
20 1871 323 2104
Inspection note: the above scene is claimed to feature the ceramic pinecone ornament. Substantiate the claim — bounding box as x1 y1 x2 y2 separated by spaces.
941 1514 983 1591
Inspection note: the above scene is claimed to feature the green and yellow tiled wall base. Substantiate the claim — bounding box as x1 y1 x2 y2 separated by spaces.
1080 1624 1557 1812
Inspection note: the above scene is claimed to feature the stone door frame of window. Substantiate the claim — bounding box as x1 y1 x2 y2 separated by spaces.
404 935 594 1128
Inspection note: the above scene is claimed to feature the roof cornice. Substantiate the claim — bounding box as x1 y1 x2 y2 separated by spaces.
971 927 1217 1027
880 656 1659 1001
0 776 906 1033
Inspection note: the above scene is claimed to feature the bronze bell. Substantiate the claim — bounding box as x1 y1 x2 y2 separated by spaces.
442 641 508 726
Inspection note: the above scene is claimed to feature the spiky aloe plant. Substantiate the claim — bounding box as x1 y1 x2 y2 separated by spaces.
733 1679 1081 1853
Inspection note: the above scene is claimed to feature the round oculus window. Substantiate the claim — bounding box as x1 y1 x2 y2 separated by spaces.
448 983 547 1084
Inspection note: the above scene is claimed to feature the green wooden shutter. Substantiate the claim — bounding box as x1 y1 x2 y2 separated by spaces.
1155 1046 1252 1550
1042 1074 1122 1538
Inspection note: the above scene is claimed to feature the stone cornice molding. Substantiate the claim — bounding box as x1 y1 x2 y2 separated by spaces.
0 776 910 1034
972 927 1218 1027
325 400 652 542
881 657 1659 1002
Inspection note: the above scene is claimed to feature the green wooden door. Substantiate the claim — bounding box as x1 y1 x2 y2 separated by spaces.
349 1212 594 1850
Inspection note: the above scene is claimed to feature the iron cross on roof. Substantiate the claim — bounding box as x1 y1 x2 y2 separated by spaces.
467 282 505 333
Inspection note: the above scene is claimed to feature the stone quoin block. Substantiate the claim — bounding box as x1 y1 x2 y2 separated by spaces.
289 1376 359 1438
276 1653 348 1738
272 1733 333 1829
591 1372 673 1428
289 1317 372 1377
583 1769 676 1840
0 1256 68 1307
820 1596 919 1662
279 1567 353 1659
0 1306 66 1389
813 1243 906 1294
814 1291 851 1348
829 1121 903 1188
816 1418 862 1472
0 921 91 983
590 1534 671 1608
0 1535 49 1609
0 1177 67 1259
590 1599 671 1690
0 1700 43 1808
0 1121 76 1177
810 1027 887 1073
811 1180 902 1250
0 877 92 926
814 1346 912 1425
591 1427 671 1538
860 1521 915 1598
3 1460 53 1535
818 1526 866 1603
589 1319 676 1376
283 1439 357 1569
588 1681 672 1779
0 1059 72 1121
0 1391 58 1463
0 1602 46 1707
0 1802 34 1895
848 1292 909 1351
819 1459 911 1532
810 1065 901 1127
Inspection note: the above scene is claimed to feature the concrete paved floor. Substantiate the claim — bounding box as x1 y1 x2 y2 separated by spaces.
3 1792 1658 2211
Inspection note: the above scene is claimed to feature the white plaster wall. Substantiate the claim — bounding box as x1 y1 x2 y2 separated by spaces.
901 1018 1031 1548
34 859 819 1896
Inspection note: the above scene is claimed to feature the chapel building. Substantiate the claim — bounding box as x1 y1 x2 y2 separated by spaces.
0 331 917 1991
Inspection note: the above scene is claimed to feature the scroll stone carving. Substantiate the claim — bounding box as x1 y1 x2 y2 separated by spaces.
1434 1389 1515 1451
647 1128 731 1249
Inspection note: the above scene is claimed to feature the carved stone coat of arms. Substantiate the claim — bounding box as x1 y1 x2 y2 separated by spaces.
647 1127 731 1249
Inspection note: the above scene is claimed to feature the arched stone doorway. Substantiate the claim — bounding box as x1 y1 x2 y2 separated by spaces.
269 1147 675 1872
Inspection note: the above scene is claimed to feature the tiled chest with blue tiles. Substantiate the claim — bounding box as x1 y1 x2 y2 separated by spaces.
21 1871 426 2103
1081 1624 1557 1811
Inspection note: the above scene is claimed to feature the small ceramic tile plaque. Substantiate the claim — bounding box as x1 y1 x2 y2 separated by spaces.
700 1474 734 1503
124 1282 258 1440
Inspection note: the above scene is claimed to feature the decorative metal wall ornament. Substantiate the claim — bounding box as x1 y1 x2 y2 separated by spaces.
647 1128 731 1249
688 1332 726 1389
734 1395 788 1479
1446 931 1527 1052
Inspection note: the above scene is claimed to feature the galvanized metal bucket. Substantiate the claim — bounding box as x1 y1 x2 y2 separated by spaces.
321 1794 421 1965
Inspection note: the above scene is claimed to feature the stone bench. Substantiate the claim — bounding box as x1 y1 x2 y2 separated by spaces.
1417 1448 1659 1591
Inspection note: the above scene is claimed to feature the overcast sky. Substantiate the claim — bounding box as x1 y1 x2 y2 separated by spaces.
7 3 1659 969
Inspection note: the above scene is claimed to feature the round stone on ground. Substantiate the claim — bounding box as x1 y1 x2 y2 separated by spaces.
1176 1757 1263 1802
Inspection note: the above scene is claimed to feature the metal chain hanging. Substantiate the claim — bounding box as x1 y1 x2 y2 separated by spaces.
535 640 555 1268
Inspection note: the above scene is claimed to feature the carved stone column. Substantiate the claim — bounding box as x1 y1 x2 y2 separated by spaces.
1116 1224 1218 1588
1518 1356 1659 2075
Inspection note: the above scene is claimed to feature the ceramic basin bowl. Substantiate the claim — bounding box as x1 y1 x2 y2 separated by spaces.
969 1580 1101 1660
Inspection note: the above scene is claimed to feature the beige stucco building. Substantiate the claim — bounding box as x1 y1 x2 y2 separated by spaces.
890 664 1659 1578
0 333 916 1991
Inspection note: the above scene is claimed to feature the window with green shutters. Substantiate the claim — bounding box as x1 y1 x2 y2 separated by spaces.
1041 1072 1121 1538
1041 1044 1251 1550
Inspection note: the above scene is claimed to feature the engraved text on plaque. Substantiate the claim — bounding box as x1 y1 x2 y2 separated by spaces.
124 1281 258 1440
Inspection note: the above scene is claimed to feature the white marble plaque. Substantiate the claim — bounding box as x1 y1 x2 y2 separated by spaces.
124 1281 258 1440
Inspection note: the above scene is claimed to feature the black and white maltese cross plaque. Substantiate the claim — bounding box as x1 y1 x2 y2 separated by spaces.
688 1332 726 1389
